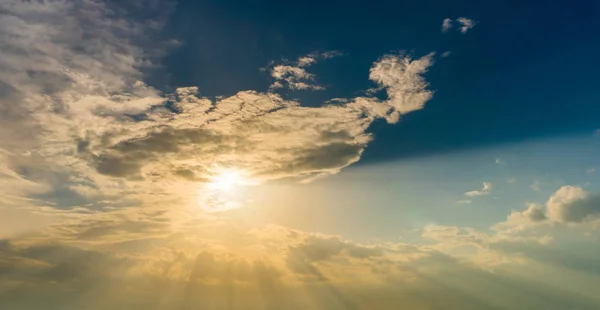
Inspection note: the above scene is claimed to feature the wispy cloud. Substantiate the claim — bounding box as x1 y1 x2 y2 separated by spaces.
441 17 477 34
530 180 541 191
465 182 492 197
457 17 477 34
441 18 453 33
267 51 342 91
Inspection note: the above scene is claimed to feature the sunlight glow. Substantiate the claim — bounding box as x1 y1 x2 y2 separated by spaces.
208 170 242 191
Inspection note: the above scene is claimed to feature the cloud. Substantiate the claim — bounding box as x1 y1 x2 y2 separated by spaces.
457 17 477 34
2 2 600 309
441 17 477 34
530 180 541 191
268 51 341 91
465 182 492 197
0 27 435 211
507 203 548 224
368 52 435 122
0 0 436 212
546 186 600 224
441 51 452 57
3 219 598 310
503 186 600 227
441 18 453 33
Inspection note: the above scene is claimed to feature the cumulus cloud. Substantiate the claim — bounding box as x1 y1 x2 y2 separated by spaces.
441 17 477 34
268 51 341 91
546 186 600 223
507 203 547 224
465 182 492 197
504 186 600 227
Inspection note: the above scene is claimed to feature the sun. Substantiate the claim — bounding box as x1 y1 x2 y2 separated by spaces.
208 170 241 191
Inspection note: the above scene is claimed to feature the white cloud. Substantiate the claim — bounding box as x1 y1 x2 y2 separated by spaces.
503 186 600 227
268 50 341 91
441 51 452 57
368 52 435 122
441 17 477 34
441 18 453 33
465 182 492 197
546 186 600 224
457 199 472 204
586 167 596 175
457 17 476 34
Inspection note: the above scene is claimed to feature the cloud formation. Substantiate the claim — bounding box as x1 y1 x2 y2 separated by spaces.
0 11 435 211
505 186 600 226
268 51 341 91
441 17 477 34
441 18 453 33
465 182 492 197
457 17 477 34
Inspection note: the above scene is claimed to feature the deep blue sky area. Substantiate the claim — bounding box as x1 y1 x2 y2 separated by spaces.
153 0 600 164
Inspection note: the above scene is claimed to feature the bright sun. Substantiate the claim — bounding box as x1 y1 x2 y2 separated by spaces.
208 170 241 191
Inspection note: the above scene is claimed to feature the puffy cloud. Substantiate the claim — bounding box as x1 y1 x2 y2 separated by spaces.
507 203 547 224
465 182 492 197
546 186 600 223
502 186 600 227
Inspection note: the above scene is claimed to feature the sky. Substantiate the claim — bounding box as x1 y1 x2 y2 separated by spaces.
1 0 600 309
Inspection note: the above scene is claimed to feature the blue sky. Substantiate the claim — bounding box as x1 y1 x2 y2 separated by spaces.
1 0 600 309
